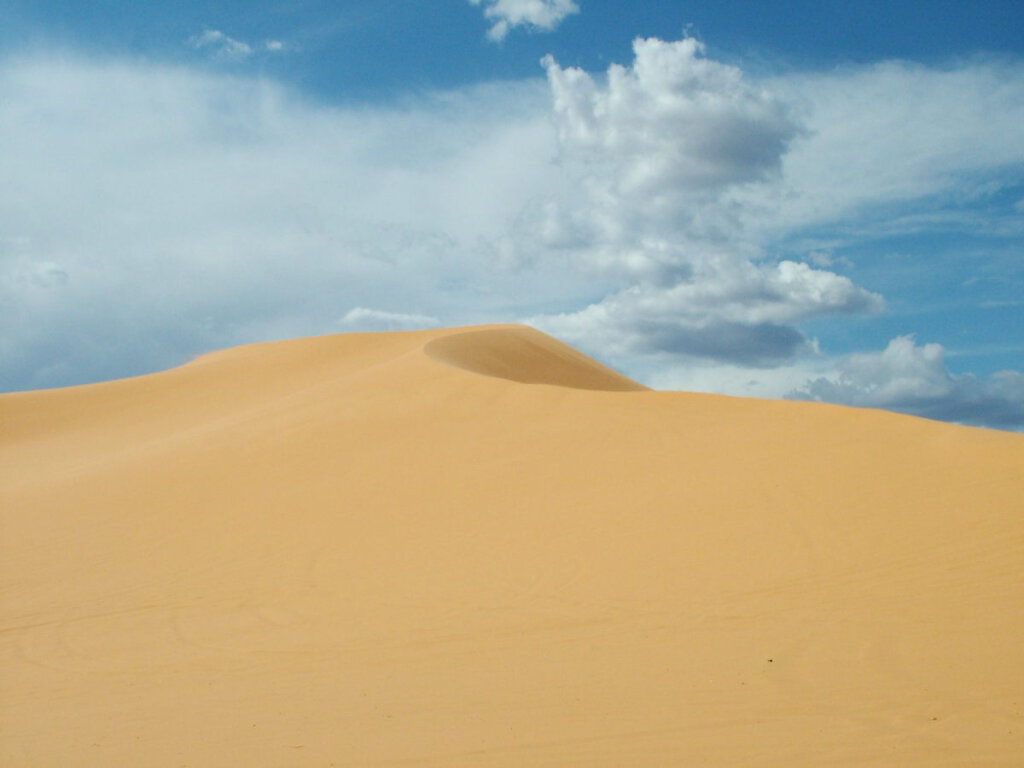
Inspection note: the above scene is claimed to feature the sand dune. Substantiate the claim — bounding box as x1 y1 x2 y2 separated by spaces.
424 326 647 391
2 324 1022 766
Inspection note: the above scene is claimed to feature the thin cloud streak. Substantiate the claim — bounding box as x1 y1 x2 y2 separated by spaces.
340 308 442 331
186 30 288 60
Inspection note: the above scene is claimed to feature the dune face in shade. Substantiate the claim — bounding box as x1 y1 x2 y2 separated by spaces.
424 326 648 391
1 325 1022 767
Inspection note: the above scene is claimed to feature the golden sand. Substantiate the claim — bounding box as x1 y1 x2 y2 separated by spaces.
2 325 1022 766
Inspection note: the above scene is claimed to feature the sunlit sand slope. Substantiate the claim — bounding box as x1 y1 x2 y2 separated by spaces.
2 324 1022 767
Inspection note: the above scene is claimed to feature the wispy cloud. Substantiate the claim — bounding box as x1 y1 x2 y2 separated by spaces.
468 0 579 42
187 29 286 59
748 59 1024 241
340 308 441 331
0 55 563 390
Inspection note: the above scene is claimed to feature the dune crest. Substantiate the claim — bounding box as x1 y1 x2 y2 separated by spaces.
2 326 1023 767
423 325 647 391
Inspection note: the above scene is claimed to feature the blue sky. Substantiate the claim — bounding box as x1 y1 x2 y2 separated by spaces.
2 0 1023 429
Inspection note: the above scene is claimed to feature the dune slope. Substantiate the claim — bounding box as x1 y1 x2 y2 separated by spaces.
2 324 1023 767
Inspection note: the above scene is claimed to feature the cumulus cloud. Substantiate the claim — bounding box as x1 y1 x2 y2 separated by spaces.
469 0 579 41
543 38 795 196
534 259 880 365
530 38 880 365
789 337 1024 430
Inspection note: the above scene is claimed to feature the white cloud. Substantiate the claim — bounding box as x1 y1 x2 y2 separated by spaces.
469 0 579 41
543 38 796 196
524 38 1024 430
648 359 833 400
741 59 1024 241
530 38 879 366
533 259 880 365
187 29 287 59
2 40 1023 431
187 29 254 59
789 337 1024 430
649 338 1024 431
0 54 574 390
339 307 441 331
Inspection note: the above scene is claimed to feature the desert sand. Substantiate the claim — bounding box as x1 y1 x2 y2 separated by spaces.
2 324 1022 766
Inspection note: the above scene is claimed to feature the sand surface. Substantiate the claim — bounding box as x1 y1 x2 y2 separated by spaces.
2 324 1023 766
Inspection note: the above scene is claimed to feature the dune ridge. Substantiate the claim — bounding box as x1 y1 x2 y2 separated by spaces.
424 325 647 391
2 324 1023 767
